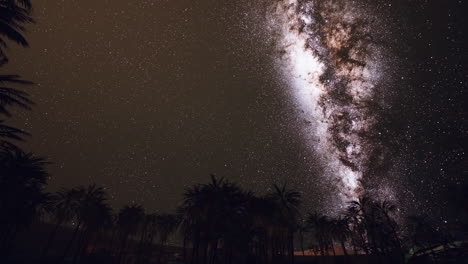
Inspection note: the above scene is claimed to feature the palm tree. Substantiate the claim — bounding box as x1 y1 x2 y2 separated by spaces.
0 74 33 114
0 0 34 65
0 146 49 253
73 186 112 264
269 184 301 264
346 196 405 256
307 213 331 256
0 74 33 148
116 204 145 264
373 200 402 254
155 214 180 263
346 196 371 254
40 188 82 262
296 220 308 257
135 213 160 264
56 185 108 264
177 175 249 264
0 1 35 145
330 217 350 256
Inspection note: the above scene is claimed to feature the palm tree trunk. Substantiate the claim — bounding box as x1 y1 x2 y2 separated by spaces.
0 225 17 258
190 242 196 264
136 226 146 264
57 220 81 264
72 228 88 264
202 241 208 264
191 237 200 264
299 232 305 257
40 219 63 262
107 229 116 255
289 233 294 264
117 235 128 264
318 239 324 256
146 231 156 261
228 246 233 264
340 240 348 256
158 239 166 264
351 236 358 255
211 240 218 264
271 239 275 262
183 235 187 264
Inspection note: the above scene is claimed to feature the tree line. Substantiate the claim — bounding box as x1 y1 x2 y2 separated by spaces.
0 167 460 264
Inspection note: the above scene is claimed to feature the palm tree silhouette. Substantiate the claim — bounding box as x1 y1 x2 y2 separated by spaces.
55 184 108 264
40 188 82 262
346 196 372 254
116 204 144 264
135 212 160 264
72 185 112 264
0 1 35 147
0 0 34 65
345 196 405 256
155 214 179 263
0 146 49 254
330 216 350 256
0 74 33 114
269 184 301 264
0 74 33 147
307 212 330 256
178 175 249 264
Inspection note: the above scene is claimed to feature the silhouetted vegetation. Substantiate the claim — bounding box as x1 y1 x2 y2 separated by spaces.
1 171 467 264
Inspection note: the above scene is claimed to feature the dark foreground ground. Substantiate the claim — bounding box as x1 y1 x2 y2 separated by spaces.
3 222 467 264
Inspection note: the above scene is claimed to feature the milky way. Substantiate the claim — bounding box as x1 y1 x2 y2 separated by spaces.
6 0 465 219
268 0 397 209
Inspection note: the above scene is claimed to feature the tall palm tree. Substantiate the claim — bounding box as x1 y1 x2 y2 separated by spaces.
346 196 372 254
0 0 34 65
40 188 82 262
346 196 404 255
0 74 33 147
0 74 33 114
56 185 108 264
155 214 180 263
330 217 350 256
178 175 249 264
269 184 301 264
373 200 401 254
0 0 35 146
307 212 335 256
73 186 112 264
246 195 278 264
0 146 49 253
135 213 160 264
116 204 145 264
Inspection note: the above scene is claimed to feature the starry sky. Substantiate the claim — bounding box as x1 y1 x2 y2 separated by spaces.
4 0 467 218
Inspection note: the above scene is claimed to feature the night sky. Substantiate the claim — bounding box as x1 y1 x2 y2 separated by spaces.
4 0 467 219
